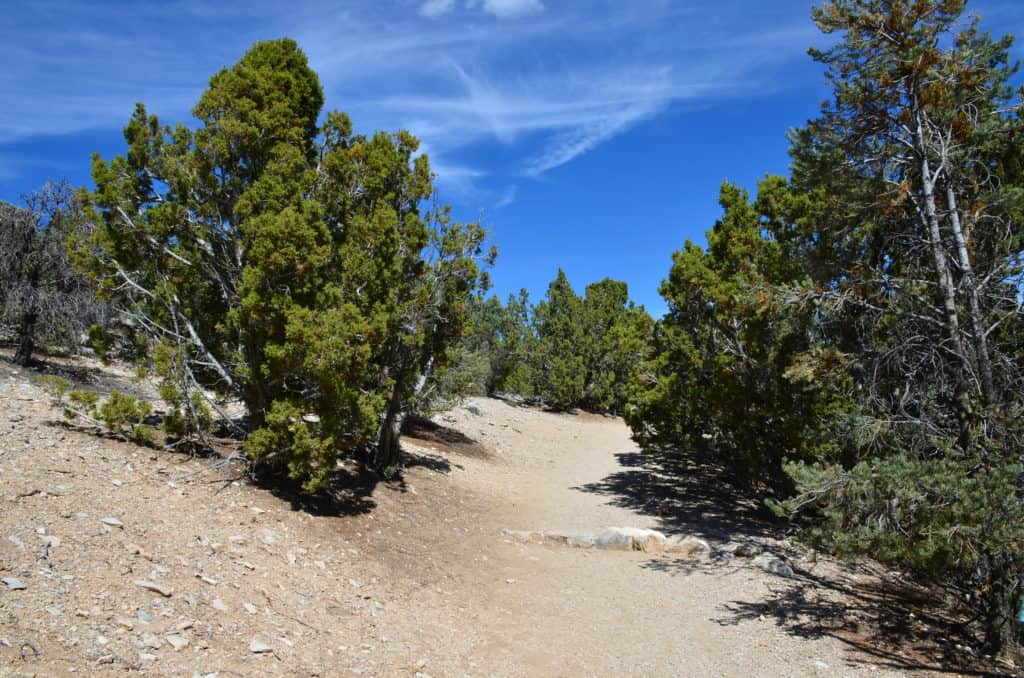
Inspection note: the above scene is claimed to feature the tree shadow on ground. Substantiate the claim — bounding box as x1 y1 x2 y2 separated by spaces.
0 349 153 402
716 562 1016 676
259 442 455 518
402 415 489 460
573 446 782 541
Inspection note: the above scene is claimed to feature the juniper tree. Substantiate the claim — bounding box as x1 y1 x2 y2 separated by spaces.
83 39 490 490
626 181 854 488
579 279 651 414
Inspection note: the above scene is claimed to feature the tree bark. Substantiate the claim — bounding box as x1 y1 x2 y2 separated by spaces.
982 554 1021 656
371 356 435 472
372 397 405 473
13 310 37 366
915 114 973 448
945 186 995 404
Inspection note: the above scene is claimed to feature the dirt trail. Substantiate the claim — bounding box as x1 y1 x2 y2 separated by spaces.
0 359 964 676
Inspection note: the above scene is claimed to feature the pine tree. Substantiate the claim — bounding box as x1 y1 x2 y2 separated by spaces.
774 0 1024 652
533 270 586 409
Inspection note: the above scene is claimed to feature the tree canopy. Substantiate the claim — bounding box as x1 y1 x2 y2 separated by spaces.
82 38 491 491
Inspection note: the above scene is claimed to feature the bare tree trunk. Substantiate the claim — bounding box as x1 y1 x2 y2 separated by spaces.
13 309 37 366
946 186 995 403
916 116 973 448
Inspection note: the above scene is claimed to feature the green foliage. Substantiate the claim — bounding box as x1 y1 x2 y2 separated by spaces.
626 181 856 488
533 270 586 409
39 375 156 445
81 39 490 490
442 272 650 413
780 453 1024 577
86 324 114 363
630 0 1024 653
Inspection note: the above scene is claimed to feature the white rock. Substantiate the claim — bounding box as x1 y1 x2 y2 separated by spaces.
165 635 189 651
2 577 26 590
141 633 163 650
211 598 228 612
250 639 274 653
594 527 667 552
101 517 124 528
665 535 711 556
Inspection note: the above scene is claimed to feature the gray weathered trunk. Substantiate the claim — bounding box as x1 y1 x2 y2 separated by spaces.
945 186 995 403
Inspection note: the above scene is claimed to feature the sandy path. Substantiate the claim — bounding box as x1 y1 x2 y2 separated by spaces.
0 362 959 677
384 398 923 677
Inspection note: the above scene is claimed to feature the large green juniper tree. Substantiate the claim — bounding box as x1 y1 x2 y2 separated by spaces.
82 39 490 491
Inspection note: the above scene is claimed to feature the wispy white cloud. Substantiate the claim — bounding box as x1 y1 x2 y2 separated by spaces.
0 0 824 193
495 184 517 208
468 0 544 19
419 0 455 19
522 102 664 176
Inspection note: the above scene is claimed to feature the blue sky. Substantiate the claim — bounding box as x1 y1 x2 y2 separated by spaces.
3 0 1023 315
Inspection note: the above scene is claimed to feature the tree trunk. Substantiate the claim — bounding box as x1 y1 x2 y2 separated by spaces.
915 114 972 448
371 356 435 472
372 396 405 473
13 310 37 366
982 555 1021 656
945 186 995 404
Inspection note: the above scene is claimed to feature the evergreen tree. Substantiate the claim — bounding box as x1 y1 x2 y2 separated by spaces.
82 39 489 491
626 181 854 489
533 269 586 409
579 279 652 413
776 0 1024 651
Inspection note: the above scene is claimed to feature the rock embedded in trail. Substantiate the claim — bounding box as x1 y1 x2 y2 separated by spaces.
752 553 795 578
595 527 667 553
250 639 274 654
504 527 710 555
165 634 189 651
2 577 27 590
665 535 711 556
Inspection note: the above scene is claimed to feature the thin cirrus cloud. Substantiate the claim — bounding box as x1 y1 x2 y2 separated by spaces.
420 0 544 20
1 1 816 201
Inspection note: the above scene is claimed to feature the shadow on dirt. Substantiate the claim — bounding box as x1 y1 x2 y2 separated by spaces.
402 415 489 460
716 565 1015 677
259 438 456 518
572 446 781 541
1 350 154 403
